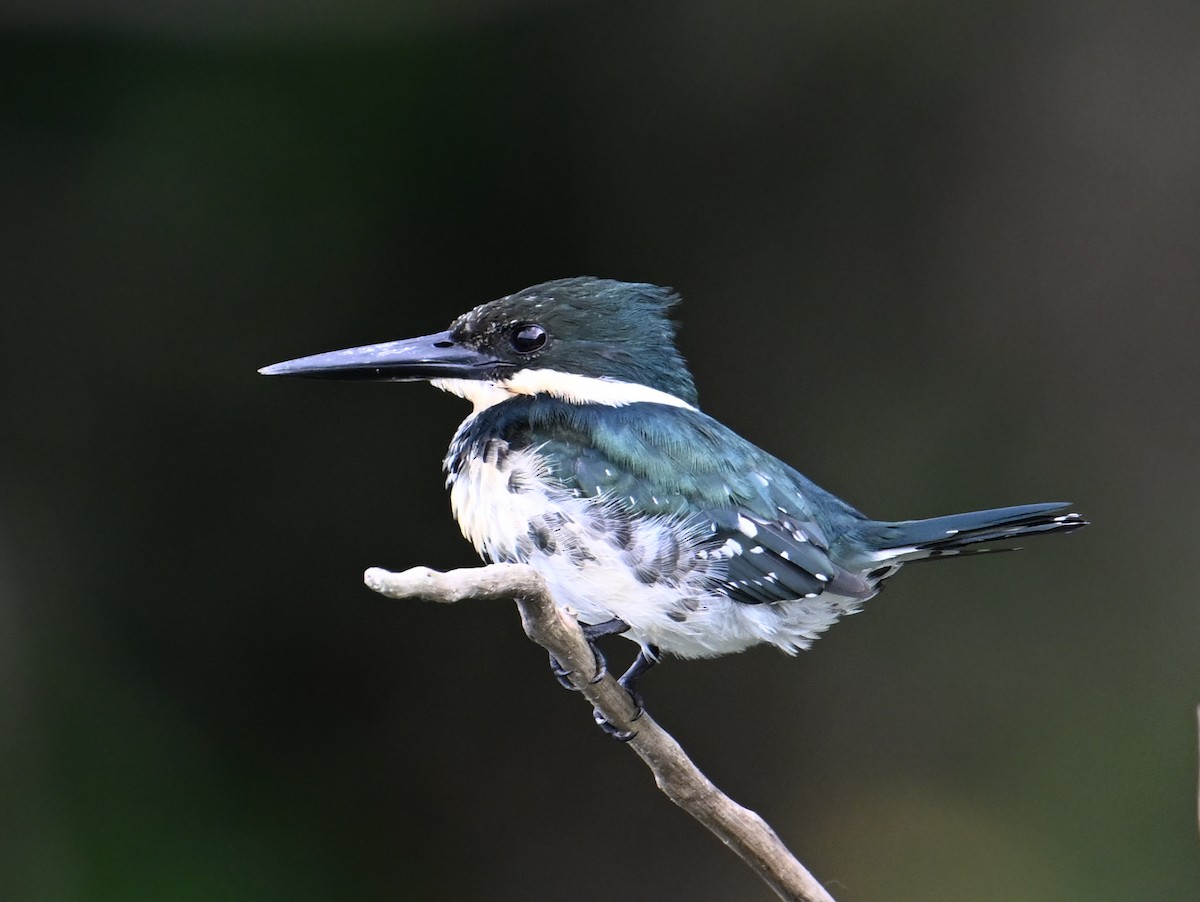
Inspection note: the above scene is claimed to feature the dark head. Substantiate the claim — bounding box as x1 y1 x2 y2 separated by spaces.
259 278 699 408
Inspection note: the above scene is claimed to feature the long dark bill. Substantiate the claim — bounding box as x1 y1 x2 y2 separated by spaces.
258 330 512 382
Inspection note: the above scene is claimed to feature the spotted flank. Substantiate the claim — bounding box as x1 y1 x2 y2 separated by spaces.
441 395 884 657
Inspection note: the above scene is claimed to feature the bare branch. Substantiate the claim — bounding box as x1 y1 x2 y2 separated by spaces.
365 564 836 902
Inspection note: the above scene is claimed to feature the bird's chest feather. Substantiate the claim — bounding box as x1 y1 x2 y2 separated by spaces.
441 426 861 659
443 433 720 630
444 434 686 571
443 436 571 565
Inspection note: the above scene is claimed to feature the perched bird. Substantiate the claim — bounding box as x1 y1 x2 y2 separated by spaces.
261 278 1086 722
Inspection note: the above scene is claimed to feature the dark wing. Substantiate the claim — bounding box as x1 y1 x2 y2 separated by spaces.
492 398 870 604
700 509 845 605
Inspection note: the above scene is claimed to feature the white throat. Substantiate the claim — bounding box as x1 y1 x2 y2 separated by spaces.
430 369 697 414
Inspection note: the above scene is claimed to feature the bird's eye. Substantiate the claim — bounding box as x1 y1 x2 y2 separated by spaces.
511 323 547 354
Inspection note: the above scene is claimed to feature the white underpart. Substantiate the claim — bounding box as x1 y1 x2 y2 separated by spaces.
431 369 697 414
445 437 872 659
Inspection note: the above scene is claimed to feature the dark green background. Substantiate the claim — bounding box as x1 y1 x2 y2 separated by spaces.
2 2 1197 899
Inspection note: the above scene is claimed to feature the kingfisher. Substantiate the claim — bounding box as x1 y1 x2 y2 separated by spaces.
260 277 1086 722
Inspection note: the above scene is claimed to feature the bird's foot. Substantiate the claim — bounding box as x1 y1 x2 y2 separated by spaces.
548 646 606 690
592 707 637 742
615 646 658 717
545 617 629 689
590 646 659 741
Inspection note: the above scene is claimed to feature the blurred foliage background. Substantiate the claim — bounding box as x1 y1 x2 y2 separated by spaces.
1 2 1198 900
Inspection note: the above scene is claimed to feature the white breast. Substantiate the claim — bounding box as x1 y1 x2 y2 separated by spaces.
443 430 872 659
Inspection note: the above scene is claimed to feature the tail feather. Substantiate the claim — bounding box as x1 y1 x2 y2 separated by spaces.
862 501 1087 563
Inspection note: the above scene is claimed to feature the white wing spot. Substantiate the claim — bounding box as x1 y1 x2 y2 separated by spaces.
737 515 758 538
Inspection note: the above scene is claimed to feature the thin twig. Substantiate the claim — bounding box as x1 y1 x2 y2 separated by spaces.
365 563 836 902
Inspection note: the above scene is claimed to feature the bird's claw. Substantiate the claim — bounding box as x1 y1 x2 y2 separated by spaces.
546 617 628 689
591 662 650 740
548 653 577 691
614 645 656 721
588 644 608 683
617 680 646 720
545 620 649 740
592 707 637 742
547 639 608 690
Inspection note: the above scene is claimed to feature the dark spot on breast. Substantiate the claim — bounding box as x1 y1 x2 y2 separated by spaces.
483 438 509 466
654 533 683 571
609 519 634 550
514 535 533 560
583 511 615 539
528 523 556 554
634 564 662 584
667 610 688 623
565 542 596 565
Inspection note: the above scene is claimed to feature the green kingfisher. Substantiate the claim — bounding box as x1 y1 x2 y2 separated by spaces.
260 278 1086 714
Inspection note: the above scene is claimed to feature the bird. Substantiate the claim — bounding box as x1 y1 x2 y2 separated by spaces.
260 277 1086 727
